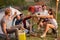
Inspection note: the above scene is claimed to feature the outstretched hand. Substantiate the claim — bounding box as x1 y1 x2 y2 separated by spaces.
14 12 17 16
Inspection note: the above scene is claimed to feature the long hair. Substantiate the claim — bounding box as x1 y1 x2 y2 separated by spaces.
48 9 56 19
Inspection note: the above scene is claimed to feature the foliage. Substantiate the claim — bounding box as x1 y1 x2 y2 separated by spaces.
49 0 56 8
0 0 26 8
0 0 60 10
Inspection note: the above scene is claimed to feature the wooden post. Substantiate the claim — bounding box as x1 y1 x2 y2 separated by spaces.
56 0 59 20
56 0 59 39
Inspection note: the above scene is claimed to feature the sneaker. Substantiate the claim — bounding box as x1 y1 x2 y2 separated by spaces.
40 34 46 38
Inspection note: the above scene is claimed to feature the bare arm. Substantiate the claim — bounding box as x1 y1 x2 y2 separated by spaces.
36 15 47 18
2 22 9 39
46 15 53 19
36 15 53 19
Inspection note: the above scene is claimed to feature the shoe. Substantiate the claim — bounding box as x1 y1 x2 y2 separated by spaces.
40 34 46 38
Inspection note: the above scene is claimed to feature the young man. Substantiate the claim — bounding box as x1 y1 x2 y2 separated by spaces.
14 13 33 33
37 4 49 31
1 8 22 40
41 5 48 15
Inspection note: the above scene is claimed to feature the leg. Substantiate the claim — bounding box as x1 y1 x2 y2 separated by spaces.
14 29 18 40
5 35 10 40
52 28 58 38
7 28 18 40
38 21 43 31
41 24 55 38
29 24 33 33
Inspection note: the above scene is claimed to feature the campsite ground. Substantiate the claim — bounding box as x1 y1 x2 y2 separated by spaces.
0 10 60 40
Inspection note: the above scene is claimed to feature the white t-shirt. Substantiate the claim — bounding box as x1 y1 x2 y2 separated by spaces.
41 10 48 15
35 10 48 16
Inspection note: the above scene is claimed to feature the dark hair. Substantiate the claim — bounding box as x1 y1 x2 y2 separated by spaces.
42 4 47 7
19 14 23 16
48 9 53 15
48 9 55 18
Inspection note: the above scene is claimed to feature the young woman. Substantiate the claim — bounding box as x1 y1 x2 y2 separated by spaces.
40 9 58 38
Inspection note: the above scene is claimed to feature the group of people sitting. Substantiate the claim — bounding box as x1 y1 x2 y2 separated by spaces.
0 4 58 40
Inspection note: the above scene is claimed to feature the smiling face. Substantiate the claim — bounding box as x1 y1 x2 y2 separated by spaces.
42 5 47 10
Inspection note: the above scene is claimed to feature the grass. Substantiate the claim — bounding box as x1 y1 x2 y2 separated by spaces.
0 10 60 40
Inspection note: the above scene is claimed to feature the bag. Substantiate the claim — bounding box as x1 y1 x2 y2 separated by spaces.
18 30 26 40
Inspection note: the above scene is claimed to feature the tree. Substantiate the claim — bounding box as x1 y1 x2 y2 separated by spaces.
0 0 6 8
0 0 26 8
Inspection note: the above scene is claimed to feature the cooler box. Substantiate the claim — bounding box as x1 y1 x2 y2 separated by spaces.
18 30 26 40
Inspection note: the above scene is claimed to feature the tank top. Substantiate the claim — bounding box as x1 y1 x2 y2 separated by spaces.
49 19 58 29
